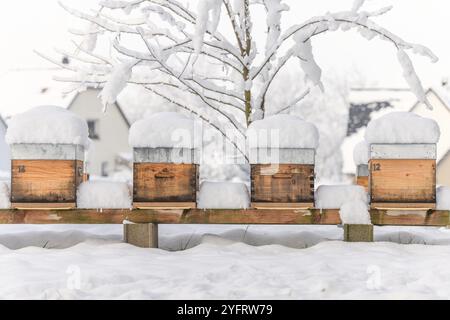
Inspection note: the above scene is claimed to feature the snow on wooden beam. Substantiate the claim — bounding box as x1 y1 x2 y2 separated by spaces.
0 209 448 226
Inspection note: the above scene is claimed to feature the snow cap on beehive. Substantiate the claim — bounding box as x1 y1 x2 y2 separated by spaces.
247 114 319 149
129 112 201 149
5 105 89 147
365 112 440 144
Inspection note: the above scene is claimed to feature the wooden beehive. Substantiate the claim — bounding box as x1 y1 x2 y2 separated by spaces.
356 164 369 192
250 148 315 209
10 144 85 209
369 143 436 209
133 147 199 209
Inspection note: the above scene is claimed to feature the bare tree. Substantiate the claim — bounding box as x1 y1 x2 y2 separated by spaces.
40 0 437 159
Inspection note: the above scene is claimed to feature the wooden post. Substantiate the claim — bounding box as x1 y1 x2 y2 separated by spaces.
344 224 374 242
123 223 158 248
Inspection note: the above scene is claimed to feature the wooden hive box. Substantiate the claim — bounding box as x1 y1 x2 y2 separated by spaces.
356 164 369 192
133 147 199 209
10 143 85 209
369 143 436 209
250 148 315 209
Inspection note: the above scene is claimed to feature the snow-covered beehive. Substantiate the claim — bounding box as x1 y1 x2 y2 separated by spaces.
365 112 440 209
5 106 89 209
353 141 370 192
129 112 200 208
247 114 319 209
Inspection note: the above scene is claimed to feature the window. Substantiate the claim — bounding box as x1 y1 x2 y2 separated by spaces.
101 162 109 177
87 120 99 140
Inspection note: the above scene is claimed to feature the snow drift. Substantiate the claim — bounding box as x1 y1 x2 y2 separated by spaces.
5 106 89 147
353 140 369 166
315 185 368 209
77 181 132 209
247 114 319 149
437 186 450 210
0 182 10 209
365 112 440 144
339 200 371 225
129 112 201 148
197 181 250 209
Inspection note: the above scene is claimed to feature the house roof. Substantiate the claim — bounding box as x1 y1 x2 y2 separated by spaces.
417 87 450 112
0 115 6 129
66 87 131 128
410 87 450 165
0 69 137 127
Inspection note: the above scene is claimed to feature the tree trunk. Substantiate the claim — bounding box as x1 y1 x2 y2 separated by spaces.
243 0 252 126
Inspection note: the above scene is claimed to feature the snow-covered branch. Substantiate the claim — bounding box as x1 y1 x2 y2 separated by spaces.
45 0 438 159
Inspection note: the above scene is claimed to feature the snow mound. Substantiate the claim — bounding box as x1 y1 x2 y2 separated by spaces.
339 200 371 225
315 185 368 209
129 112 201 148
0 182 10 209
247 114 319 149
200 234 238 246
365 112 440 144
197 181 250 209
5 106 89 147
77 181 132 209
353 140 369 165
436 186 450 210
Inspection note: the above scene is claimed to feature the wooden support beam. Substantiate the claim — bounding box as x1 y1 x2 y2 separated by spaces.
124 223 158 248
344 224 374 242
0 208 448 226
370 209 450 226
0 208 339 225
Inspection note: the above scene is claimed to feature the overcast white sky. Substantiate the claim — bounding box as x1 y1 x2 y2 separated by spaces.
0 0 448 115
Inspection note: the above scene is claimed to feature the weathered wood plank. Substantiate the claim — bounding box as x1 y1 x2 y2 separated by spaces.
11 160 83 203
250 202 314 209
11 202 76 210
371 210 450 226
0 208 338 225
0 208 447 226
133 163 198 202
370 202 436 210
370 159 436 203
356 176 369 192
133 202 197 209
251 164 314 203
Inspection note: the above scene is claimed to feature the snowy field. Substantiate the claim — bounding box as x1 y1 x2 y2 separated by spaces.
1 224 450 299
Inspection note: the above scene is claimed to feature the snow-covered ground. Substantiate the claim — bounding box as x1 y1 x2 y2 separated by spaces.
2 224 450 299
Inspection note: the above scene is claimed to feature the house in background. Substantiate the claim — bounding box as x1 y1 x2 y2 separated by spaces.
341 88 417 180
0 69 137 180
0 115 10 174
341 85 450 186
411 87 450 186
67 88 132 178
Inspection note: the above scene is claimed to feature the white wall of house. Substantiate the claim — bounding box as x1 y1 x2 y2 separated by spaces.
411 89 450 187
0 118 10 173
68 88 131 177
